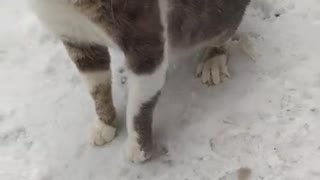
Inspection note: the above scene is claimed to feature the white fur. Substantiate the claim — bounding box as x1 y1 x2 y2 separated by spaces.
81 71 111 92
125 136 148 163
158 0 169 31
90 118 116 146
236 33 257 61
125 58 168 162
29 0 116 47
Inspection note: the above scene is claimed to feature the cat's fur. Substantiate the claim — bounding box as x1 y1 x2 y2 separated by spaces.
29 0 250 162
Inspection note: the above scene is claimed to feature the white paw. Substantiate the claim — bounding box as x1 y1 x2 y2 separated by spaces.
125 138 150 163
89 119 116 146
233 32 258 61
197 54 231 86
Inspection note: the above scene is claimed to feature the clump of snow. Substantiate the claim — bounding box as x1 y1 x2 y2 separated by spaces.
1 0 320 180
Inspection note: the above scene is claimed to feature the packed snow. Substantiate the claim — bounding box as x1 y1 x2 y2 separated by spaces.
1 0 320 180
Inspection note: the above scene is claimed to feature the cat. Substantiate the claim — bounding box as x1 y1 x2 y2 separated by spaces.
29 0 250 162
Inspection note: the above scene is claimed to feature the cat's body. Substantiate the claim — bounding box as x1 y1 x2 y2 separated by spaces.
30 0 250 162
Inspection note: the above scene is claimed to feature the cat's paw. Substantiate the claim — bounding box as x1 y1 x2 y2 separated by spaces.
197 54 230 86
125 138 151 163
89 119 116 146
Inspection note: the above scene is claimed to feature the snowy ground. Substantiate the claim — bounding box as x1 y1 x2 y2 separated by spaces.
1 0 320 180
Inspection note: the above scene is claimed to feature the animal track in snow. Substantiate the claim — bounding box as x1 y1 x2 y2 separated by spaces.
0 127 27 144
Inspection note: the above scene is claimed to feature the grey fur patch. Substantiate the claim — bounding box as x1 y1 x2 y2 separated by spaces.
91 84 116 126
63 41 110 72
167 0 251 48
204 46 227 59
238 168 252 180
134 92 161 156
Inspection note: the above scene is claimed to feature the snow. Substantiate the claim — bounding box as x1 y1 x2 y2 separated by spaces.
1 0 320 179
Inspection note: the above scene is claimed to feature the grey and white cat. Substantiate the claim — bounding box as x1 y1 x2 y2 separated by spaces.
29 0 250 162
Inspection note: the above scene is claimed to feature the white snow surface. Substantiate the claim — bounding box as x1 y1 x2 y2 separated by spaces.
1 0 320 180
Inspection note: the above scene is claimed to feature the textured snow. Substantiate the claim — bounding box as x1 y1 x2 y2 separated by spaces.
1 0 320 180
